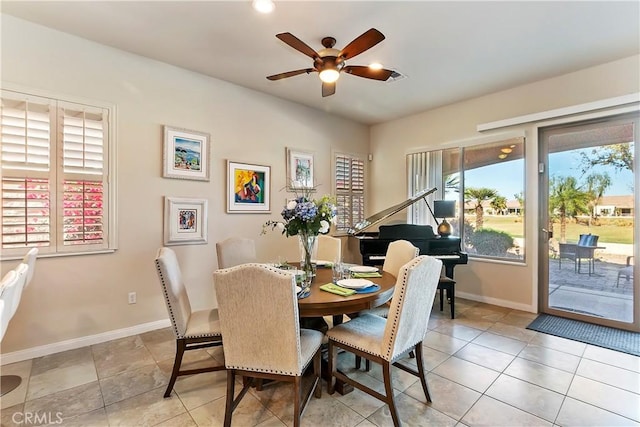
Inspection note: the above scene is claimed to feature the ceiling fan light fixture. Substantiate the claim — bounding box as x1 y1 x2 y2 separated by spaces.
368 62 383 70
252 0 275 14
319 68 340 83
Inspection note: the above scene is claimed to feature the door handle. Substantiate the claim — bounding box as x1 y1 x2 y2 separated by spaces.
542 228 553 239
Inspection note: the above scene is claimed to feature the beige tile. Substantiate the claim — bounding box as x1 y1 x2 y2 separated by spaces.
407 373 480 421
433 322 483 342
62 408 109 427
157 348 223 377
487 322 537 343
367 392 456 427
300 392 366 427
471 331 527 356
498 310 538 328
92 335 157 379
100 363 169 405
423 331 468 355
577 358 640 393
431 356 500 393
556 397 640 427
365 360 419 393
140 327 176 363
105 388 186 426
155 412 198 427
331 370 399 418
419 346 451 371
0 359 32 409
458 304 510 323
461 395 552 426
1 403 24 427
189 394 275 427
485 374 563 422
503 357 574 394
568 375 640 422
26 347 97 401
23 381 104 422
174 370 227 410
453 317 495 331
529 331 587 357
518 344 581 373
254 415 287 426
454 343 515 372
582 345 640 373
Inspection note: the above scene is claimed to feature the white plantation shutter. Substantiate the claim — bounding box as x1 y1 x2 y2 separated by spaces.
334 153 365 233
1 89 113 257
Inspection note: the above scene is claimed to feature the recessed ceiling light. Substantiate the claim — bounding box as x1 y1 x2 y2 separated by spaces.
501 147 513 154
252 0 275 14
498 154 508 159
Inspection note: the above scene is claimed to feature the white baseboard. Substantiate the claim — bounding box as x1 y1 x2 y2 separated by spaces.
456 291 535 314
0 319 171 365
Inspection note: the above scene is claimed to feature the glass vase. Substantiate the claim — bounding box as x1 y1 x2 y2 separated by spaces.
298 233 317 290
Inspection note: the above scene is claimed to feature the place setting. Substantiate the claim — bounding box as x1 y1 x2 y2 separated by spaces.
319 262 382 296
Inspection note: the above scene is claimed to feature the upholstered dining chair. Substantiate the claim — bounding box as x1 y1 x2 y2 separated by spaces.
213 263 323 427
216 237 257 268
316 234 341 262
154 247 224 398
22 247 38 288
1 263 29 396
327 255 442 427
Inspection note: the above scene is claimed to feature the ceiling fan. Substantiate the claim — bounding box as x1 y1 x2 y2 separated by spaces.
266 28 393 97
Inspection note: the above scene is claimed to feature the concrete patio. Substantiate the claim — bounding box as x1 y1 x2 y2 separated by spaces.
549 257 635 323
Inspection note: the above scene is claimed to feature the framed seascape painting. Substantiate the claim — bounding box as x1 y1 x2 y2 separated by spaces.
286 148 315 190
227 161 270 213
164 197 208 245
163 126 210 181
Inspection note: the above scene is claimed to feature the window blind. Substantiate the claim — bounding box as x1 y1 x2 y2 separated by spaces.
335 154 365 232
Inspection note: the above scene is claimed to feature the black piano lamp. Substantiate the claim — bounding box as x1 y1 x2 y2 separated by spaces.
433 200 456 237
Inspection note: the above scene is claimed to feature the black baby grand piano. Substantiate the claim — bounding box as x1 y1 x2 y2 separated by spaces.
348 188 468 279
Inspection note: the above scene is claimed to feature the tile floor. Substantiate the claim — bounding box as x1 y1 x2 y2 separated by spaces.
1 299 639 426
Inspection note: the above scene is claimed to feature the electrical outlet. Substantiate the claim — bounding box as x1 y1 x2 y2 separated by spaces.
128 292 137 304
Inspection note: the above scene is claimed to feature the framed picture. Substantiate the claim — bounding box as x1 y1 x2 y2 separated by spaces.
163 126 210 181
227 161 271 213
164 197 208 245
286 148 315 190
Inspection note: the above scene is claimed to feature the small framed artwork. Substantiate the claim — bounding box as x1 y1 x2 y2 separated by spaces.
227 161 271 213
163 126 210 181
286 148 315 190
164 197 208 245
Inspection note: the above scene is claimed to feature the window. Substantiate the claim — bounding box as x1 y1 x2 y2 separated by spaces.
1 89 115 257
408 135 525 261
334 152 365 233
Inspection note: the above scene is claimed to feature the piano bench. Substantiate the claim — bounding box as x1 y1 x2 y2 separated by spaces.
437 277 456 319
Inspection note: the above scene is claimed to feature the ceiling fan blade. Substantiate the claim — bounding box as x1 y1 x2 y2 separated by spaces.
322 82 336 97
338 28 385 60
276 33 320 59
343 65 393 81
267 68 315 81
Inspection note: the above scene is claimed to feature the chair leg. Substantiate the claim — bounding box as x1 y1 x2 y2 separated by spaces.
414 344 431 402
293 376 302 427
224 370 236 427
164 339 186 397
328 342 337 394
313 350 322 398
382 361 401 427
449 287 455 319
355 355 362 370
439 287 444 311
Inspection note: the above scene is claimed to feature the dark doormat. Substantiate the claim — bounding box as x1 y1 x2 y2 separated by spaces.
526 314 640 357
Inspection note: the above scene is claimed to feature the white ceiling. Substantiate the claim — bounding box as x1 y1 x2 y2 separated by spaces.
2 1 639 125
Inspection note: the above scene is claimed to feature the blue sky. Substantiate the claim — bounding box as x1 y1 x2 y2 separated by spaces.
462 149 633 200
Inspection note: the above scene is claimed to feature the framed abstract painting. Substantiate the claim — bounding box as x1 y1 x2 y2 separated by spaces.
164 197 208 245
286 148 315 190
227 161 271 213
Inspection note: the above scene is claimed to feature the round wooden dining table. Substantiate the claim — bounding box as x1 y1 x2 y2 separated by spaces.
297 265 396 317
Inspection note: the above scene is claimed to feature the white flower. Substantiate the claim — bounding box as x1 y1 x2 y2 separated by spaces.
276 222 285 231
286 200 297 210
319 220 330 233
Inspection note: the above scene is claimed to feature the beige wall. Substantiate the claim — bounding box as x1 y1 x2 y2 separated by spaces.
370 54 640 311
0 16 369 354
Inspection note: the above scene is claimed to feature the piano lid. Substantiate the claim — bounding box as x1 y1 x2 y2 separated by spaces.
348 187 437 235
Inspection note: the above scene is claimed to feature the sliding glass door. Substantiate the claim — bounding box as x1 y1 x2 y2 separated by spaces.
539 113 638 331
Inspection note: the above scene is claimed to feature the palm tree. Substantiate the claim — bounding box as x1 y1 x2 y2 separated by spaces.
490 195 507 215
464 187 498 229
514 191 524 216
584 172 611 225
549 176 591 242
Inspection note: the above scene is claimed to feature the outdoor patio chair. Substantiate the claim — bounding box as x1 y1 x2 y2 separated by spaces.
559 234 601 275
616 256 634 287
